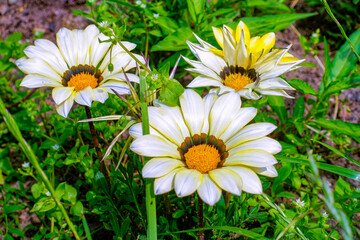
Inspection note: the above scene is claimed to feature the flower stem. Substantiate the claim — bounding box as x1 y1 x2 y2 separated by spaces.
139 74 157 239
197 197 204 240
0 98 81 240
84 106 110 186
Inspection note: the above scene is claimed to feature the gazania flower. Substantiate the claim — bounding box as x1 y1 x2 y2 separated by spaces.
184 21 304 99
130 89 279 205
17 25 142 117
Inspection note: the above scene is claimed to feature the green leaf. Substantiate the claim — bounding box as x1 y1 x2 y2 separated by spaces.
319 37 331 96
32 197 56 212
293 96 305 120
70 201 84 217
120 217 131 238
313 118 360 143
334 177 352 198
162 226 270 239
151 27 193 52
159 79 185 106
172 209 185 219
329 29 360 85
31 183 44 199
267 96 287 124
55 182 77 203
276 155 360 181
3 205 25 214
187 0 205 24
288 79 317 96
95 171 109 194
271 164 292 195
322 74 360 96
235 13 317 36
314 140 360 167
8 227 24 237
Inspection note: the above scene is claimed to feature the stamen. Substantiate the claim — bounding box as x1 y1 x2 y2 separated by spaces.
184 144 221 173
178 134 229 173
220 66 258 91
62 64 103 92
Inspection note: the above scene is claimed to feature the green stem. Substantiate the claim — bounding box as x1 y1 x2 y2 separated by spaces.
0 98 81 240
139 74 157 239
321 0 360 62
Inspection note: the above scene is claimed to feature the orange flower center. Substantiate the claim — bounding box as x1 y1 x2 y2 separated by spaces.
223 73 254 91
220 66 258 91
184 144 221 174
67 72 98 92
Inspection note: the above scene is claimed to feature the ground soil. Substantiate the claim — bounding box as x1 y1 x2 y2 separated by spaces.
0 0 359 239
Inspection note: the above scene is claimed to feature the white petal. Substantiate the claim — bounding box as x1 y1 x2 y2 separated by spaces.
235 30 248 68
56 27 77 67
220 107 257 143
128 123 163 139
101 53 144 77
226 123 277 149
179 89 205 136
174 169 203 197
256 89 294 98
100 80 130 95
256 77 295 90
52 87 74 105
228 137 282 155
260 60 303 80
148 107 184 146
201 93 219 133
225 166 262 194
197 174 222 206
236 88 262 100
222 28 236 66
56 92 76 118
93 87 109 103
224 149 277 167
154 102 190 140
130 135 180 158
89 33 112 67
24 45 67 74
186 41 226 74
209 92 241 138
187 76 223 88
182 56 222 81
208 168 242 195
16 58 62 82
20 74 62 88
102 73 139 84
74 87 93 107
34 39 68 71
251 165 278 177
154 168 181 195
142 158 184 178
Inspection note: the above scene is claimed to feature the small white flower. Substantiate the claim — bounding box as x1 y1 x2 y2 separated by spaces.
295 198 305 208
99 21 109 27
151 74 158 80
153 13 159 18
135 0 142 5
22 162 30 168
45 191 51 196
52 144 60 150
322 211 328 218
140 3 146 8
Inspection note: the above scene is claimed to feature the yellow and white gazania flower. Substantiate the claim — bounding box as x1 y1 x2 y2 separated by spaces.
184 21 304 99
16 25 143 117
130 89 280 206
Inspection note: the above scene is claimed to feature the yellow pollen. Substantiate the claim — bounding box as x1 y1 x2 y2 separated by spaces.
67 72 98 92
184 144 221 174
223 73 253 91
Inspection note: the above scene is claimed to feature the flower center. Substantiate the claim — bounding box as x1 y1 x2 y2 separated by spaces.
220 66 258 91
178 133 229 174
62 64 103 92
184 144 221 173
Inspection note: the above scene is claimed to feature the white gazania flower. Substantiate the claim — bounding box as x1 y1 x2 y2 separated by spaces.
16 25 143 117
130 89 280 206
184 21 304 99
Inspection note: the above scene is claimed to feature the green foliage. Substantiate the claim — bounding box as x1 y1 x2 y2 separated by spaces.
1 0 360 239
